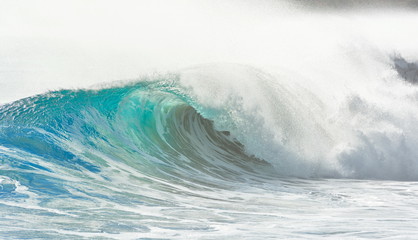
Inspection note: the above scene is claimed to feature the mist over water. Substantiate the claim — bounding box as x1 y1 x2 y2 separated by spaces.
1 0 418 239
1 0 418 102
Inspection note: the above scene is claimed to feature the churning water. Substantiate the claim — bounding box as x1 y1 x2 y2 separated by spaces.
1 0 418 239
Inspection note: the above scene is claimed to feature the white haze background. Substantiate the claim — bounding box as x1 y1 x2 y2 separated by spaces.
1 0 417 103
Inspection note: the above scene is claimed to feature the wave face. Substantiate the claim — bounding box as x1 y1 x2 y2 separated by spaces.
2 64 418 238
0 76 278 238
0 76 274 194
2 63 418 187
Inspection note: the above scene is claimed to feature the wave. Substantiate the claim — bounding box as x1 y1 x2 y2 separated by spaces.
0 75 274 198
1 62 418 198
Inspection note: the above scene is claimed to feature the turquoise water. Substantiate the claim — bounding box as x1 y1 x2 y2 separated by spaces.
1 73 418 239
0 78 271 238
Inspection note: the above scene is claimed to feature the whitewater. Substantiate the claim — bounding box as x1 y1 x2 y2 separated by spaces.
1 0 418 239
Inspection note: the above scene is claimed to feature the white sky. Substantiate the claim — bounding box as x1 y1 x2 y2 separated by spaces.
1 0 418 103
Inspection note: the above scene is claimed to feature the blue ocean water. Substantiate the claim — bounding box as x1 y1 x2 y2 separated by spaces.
0 77 271 238
1 70 418 239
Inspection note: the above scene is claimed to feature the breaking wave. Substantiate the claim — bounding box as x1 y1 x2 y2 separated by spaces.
1 62 418 193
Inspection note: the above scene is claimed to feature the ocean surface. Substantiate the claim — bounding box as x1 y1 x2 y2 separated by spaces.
2 0 418 239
